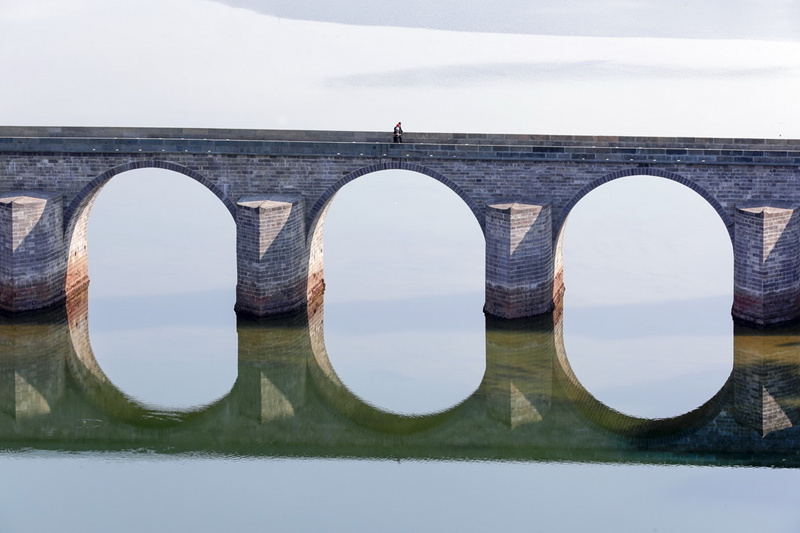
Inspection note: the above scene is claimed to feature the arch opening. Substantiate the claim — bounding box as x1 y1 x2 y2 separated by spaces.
78 167 237 410
64 160 235 297
557 175 733 419
311 169 486 415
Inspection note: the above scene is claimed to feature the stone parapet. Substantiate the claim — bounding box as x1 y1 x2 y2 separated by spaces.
2 125 799 150
2 136 798 167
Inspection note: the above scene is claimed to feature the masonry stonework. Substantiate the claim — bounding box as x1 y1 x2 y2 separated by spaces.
234 195 308 316
485 203 558 318
0 192 67 312
1 127 800 324
732 206 800 327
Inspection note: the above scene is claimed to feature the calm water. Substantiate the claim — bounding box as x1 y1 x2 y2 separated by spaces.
0 169 798 532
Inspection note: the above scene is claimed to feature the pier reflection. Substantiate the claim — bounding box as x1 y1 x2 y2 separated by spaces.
2 294 800 466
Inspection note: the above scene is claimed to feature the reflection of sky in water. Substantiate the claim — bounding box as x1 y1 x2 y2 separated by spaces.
2 456 797 533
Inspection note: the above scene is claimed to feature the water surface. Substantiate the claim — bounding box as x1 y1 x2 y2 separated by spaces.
0 169 797 533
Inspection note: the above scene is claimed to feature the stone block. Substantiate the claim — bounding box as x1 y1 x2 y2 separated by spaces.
0 192 67 312
234 195 308 316
485 202 557 318
733 205 800 327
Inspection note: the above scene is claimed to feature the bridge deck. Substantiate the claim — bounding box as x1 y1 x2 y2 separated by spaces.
2 126 800 165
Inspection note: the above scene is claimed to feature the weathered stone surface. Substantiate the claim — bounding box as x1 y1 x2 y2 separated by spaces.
234 195 307 316
733 205 800 327
0 127 799 322
485 203 557 318
0 192 67 312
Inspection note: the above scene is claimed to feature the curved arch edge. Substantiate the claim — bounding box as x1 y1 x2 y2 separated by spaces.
557 167 735 240
306 161 485 237
61 160 236 305
64 159 236 228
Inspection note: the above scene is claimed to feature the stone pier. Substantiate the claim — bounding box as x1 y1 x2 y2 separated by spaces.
234 195 308 316
732 205 800 327
0 192 67 312
484 202 559 319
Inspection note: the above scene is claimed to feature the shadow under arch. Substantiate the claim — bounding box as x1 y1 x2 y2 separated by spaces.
63 290 228 428
556 167 734 242
62 160 236 295
305 304 475 435
551 314 732 439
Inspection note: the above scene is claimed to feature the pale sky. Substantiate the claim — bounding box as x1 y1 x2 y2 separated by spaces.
215 0 800 41
1 0 798 138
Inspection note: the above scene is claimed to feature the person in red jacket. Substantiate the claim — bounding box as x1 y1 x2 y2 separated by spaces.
393 122 403 143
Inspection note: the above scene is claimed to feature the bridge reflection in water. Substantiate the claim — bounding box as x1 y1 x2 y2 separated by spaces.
1 292 800 466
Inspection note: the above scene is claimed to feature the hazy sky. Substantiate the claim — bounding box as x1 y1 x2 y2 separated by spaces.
214 0 800 41
1 0 798 138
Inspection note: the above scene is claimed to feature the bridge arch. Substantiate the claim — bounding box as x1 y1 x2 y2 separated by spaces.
63 159 235 297
65 159 236 227
307 161 485 236
304 161 486 315
556 167 734 241
551 168 735 323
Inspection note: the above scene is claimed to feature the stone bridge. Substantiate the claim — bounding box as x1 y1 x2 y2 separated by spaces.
2 126 800 326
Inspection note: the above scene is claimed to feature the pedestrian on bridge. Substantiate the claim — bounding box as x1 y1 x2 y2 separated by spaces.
393 122 403 143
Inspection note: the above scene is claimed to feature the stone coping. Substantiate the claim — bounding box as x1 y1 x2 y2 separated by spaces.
1 126 800 165
1 125 799 148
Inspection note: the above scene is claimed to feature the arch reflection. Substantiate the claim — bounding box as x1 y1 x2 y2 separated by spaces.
0 297 799 464
65 290 220 426
0 307 66 421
